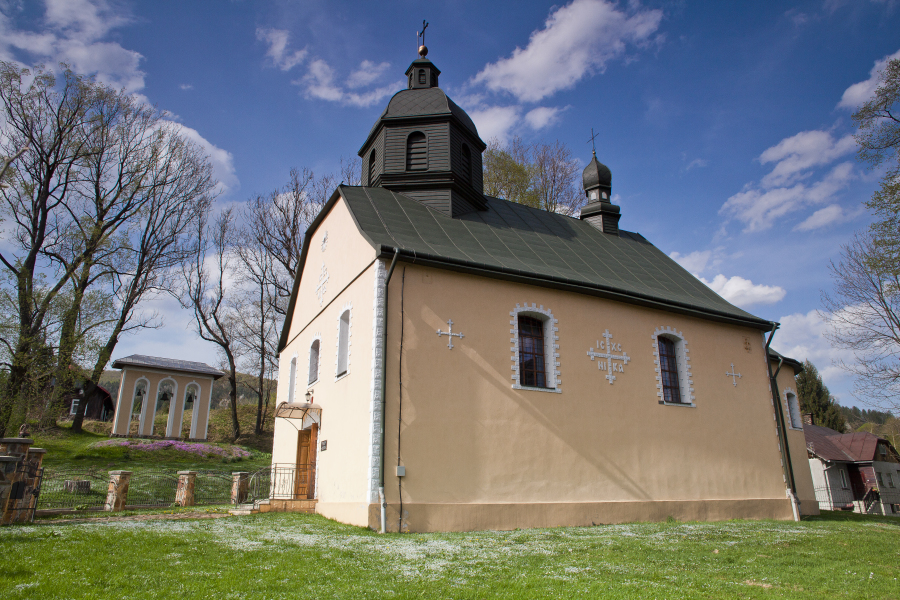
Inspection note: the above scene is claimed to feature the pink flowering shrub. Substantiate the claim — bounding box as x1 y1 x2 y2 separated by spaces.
91 439 251 459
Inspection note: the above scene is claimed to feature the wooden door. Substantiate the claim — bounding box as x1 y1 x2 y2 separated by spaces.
294 425 319 499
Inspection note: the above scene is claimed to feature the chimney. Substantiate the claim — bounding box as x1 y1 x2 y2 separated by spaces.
579 150 620 235
802 413 814 426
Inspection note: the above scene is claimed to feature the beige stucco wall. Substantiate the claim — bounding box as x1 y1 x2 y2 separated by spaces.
273 197 379 527
374 263 798 531
111 367 214 439
771 361 819 516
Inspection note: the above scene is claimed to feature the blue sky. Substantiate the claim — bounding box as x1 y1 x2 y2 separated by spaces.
2 0 898 406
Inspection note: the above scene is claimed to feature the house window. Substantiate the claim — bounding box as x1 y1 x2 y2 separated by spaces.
337 310 350 377
406 132 427 171
510 303 561 393
368 149 377 185
877 472 885 488
887 472 895 488
288 357 297 403
652 327 694 406
70 398 80 416
658 337 682 404
840 469 849 489
786 392 802 429
418 69 425 85
518 316 548 388
461 144 471 184
308 339 320 385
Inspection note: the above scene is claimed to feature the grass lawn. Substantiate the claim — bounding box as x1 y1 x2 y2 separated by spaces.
2 511 898 599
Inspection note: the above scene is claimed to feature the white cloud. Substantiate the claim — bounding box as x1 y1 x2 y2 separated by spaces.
771 310 849 389
758 130 855 188
524 106 564 130
838 48 900 109
0 0 145 92
700 274 786 308
794 205 844 231
669 250 712 274
256 27 308 71
685 158 708 171
179 84 193 90
468 105 522 143
168 122 239 196
720 128 857 232
347 60 390 89
295 58 400 108
471 0 662 102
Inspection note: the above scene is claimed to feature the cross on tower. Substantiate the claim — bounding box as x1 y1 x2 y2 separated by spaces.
315 264 329 306
587 127 599 155
436 318 464 349
726 363 742 387
586 329 630 384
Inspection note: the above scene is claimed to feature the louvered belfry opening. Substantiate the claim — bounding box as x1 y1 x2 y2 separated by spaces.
461 144 471 184
406 132 427 171
368 149 377 185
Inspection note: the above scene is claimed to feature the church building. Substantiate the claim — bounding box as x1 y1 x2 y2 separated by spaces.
271 47 817 532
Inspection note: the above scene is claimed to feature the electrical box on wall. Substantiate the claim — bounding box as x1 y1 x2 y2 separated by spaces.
320 440 327 451
396 466 406 477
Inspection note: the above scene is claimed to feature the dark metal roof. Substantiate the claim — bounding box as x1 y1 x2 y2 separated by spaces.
340 186 771 328
583 151 611 189
363 87 480 144
111 354 224 379
803 423 895 462
767 348 804 374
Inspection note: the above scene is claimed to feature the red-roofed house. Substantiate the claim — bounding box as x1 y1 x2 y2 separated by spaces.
805 420 900 515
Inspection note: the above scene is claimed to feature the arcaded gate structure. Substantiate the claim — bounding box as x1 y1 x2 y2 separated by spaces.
109 355 223 441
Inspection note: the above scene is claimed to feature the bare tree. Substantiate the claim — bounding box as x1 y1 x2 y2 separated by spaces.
0 62 104 436
822 231 900 413
483 137 584 215
182 208 242 440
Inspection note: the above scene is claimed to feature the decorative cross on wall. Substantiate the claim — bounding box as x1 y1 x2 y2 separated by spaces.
316 264 329 306
587 329 630 384
436 319 464 349
726 363 742 387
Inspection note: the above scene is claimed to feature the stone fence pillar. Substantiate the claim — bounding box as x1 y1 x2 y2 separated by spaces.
231 472 249 505
175 471 197 507
105 470 132 511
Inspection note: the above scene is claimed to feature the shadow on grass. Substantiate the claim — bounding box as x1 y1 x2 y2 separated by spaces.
804 509 900 526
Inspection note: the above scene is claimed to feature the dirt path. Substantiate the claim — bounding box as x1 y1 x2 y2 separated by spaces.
32 511 234 525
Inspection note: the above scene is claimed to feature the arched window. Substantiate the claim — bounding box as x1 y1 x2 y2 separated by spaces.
786 391 802 429
461 144 471 184
418 69 426 85
337 310 350 377
288 357 297 403
184 383 199 411
368 149 377 185
657 338 681 404
652 327 694 406
406 132 427 171
308 339 320 385
156 379 175 413
518 316 547 388
510 303 561 393
131 379 147 418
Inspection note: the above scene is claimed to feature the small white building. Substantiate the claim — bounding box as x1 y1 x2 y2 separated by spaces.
805 422 900 515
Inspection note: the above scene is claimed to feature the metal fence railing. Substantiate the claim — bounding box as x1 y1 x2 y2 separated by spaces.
193 470 234 506
37 467 109 511
813 485 855 511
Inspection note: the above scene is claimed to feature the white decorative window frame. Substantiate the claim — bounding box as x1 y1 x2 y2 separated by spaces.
69 398 80 416
510 303 561 393
335 302 353 381
651 326 695 407
287 353 299 404
307 333 322 388
783 387 803 430
183 381 201 439
147 377 178 436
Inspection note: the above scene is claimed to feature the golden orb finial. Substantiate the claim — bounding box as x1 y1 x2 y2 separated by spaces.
418 44 428 57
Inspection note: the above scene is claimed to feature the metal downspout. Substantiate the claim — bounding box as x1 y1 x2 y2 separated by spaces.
379 248 400 533
765 324 800 521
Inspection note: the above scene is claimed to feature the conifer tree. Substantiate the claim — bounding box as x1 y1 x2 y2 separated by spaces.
795 360 847 432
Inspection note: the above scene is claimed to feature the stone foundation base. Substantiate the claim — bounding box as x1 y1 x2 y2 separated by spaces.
364 498 796 532
256 499 317 514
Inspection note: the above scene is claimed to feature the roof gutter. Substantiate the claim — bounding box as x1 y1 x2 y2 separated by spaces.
765 324 800 521
375 245 773 331
379 248 401 534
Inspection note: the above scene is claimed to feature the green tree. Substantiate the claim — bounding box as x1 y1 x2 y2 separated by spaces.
795 360 847 432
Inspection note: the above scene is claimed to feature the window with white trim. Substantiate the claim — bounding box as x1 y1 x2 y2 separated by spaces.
308 339 320 385
786 391 802 429
839 468 849 489
651 327 694 406
70 398 80 416
510 303 561 393
288 357 297 403
337 309 350 377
